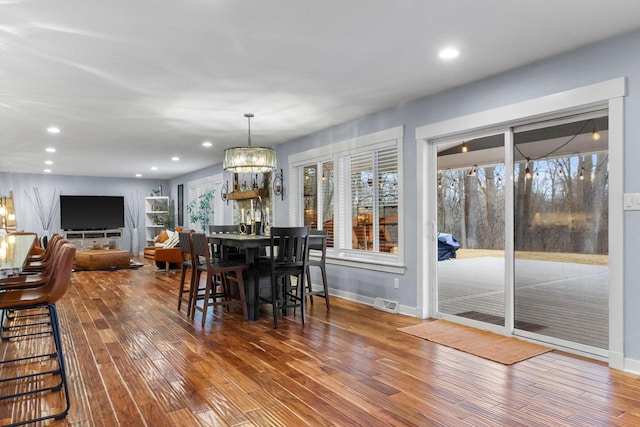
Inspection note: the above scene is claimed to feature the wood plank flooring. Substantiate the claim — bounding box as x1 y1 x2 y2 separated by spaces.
1 259 640 426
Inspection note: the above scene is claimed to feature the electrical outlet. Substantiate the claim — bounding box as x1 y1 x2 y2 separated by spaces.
393 278 399 289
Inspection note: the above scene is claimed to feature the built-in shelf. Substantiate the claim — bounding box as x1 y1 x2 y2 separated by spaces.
145 196 169 245
227 189 269 200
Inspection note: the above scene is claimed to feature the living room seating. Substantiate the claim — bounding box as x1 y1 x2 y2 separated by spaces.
143 228 182 271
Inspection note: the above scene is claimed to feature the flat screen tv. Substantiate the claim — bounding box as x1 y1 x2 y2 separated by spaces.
60 195 125 230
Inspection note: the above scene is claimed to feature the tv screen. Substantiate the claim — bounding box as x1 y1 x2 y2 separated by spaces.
60 195 125 230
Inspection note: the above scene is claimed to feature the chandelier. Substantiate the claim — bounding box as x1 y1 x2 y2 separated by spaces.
223 113 276 173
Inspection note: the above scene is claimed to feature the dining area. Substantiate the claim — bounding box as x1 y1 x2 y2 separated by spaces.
176 225 330 329
0 225 329 425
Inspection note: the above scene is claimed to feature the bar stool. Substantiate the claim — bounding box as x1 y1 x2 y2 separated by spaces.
305 229 330 310
0 243 76 425
1 236 69 335
191 233 249 326
22 234 64 272
258 226 310 328
209 224 244 260
177 231 195 313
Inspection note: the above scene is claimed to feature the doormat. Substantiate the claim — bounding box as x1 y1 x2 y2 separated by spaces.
398 319 552 365
455 311 547 332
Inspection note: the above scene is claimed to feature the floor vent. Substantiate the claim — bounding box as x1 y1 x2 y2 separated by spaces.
373 298 399 314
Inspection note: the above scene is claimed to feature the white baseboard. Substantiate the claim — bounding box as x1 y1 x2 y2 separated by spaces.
327 288 417 317
624 356 640 375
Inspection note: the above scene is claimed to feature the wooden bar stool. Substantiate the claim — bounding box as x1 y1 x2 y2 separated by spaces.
190 233 249 326
305 229 330 310
257 226 310 328
177 231 195 313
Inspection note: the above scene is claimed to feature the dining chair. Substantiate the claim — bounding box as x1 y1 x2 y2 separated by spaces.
23 233 58 262
209 224 243 260
258 226 310 328
22 234 64 272
0 242 76 425
177 231 195 313
305 229 330 310
191 233 249 326
1 236 68 333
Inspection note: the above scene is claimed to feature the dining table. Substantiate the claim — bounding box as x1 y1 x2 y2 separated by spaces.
207 231 326 321
0 233 36 281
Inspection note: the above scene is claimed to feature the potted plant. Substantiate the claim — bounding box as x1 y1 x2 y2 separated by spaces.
187 191 215 233
163 200 176 230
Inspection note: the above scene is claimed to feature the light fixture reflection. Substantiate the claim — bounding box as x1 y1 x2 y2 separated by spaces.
592 122 601 141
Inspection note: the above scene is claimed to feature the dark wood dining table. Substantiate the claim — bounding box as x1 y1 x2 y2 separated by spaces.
207 232 326 321
0 233 36 281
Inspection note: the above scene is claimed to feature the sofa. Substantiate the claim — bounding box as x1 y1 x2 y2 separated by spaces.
143 228 182 270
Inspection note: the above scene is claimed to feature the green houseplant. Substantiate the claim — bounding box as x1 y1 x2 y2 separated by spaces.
186 190 215 233
162 200 176 230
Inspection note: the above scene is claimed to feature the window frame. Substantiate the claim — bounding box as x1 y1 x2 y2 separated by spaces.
289 126 404 271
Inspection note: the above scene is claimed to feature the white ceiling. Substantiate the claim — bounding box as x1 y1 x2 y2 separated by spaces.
2 0 640 179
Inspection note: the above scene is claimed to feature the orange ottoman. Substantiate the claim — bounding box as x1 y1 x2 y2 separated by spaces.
75 249 131 270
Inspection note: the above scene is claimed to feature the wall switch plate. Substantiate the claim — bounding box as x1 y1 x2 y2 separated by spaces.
624 193 640 210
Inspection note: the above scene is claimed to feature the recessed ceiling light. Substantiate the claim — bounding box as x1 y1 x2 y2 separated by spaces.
46 126 61 134
151 166 158 171
43 169 52 173
45 147 56 153
44 160 53 165
171 156 180 161
202 141 212 148
438 47 460 60
135 173 142 178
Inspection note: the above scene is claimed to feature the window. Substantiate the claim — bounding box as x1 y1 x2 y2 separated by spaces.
290 126 403 268
303 161 335 247
349 148 398 252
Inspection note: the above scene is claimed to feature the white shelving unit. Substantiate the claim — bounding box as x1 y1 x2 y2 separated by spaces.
145 196 169 246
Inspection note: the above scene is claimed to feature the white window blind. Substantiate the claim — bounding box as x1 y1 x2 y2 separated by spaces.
288 125 404 267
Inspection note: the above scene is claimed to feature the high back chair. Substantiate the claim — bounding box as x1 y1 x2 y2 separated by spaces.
177 231 196 313
258 226 310 328
22 234 65 272
305 229 330 310
209 224 243 260
0 243 76 425
190 233 248 326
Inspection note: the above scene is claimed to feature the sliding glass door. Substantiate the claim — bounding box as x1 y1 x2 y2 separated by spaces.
436 133 507 326
434 112 609 354
513 115 609 350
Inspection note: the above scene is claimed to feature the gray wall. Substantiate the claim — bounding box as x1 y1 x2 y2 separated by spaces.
3 29 639 360
253 29 640 359
0 173 168 251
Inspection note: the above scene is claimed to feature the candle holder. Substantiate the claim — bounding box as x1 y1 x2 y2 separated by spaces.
273 169 284 200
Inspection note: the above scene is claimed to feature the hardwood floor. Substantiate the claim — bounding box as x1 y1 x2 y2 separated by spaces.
2 260 640 426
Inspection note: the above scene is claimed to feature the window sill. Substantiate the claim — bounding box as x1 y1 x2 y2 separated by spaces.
322 252 406 274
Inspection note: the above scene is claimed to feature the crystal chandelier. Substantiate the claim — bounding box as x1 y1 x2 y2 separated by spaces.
223 113 276 173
